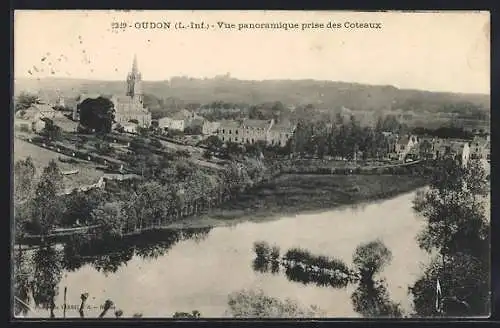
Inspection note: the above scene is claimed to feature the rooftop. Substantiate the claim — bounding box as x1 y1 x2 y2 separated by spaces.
242 119 272 129
219 120 242 129
270 121 296 132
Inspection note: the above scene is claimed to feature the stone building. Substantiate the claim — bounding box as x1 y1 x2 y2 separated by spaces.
267 121 296 147
469 135 490 161
202 120 221 136
215 118 295 146
14 103 62 133
394 135 419 161
75 55 152 127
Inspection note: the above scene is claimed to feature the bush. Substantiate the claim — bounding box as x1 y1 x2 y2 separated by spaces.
227 289 325 318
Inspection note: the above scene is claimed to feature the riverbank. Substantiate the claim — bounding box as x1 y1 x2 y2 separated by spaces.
17 174 428 244
144 174 428 230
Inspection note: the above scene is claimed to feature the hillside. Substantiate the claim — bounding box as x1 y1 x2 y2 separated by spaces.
14 77 490 115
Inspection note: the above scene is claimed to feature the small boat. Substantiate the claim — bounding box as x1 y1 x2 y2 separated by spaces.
61 169 79 175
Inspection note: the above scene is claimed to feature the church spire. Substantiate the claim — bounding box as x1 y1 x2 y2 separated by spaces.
126 54 143 101
131 54 138 74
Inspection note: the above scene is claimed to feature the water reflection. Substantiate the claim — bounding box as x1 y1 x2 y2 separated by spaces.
61 228 212 274
13 227 212 318
252 242 354 289
252 240 402 318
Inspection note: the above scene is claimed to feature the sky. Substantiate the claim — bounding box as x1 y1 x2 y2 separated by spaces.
14 10 490 94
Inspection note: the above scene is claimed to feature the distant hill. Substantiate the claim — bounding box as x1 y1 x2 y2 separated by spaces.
14 76 490 115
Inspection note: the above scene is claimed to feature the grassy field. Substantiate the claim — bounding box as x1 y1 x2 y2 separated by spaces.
13 138 104 190
212 174 428 218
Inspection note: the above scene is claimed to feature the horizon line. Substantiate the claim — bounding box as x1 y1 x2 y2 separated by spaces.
13 75 490 97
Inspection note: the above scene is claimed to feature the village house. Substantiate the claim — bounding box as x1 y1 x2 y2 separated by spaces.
267 121 296 147
14 103 63 133
417 137 438 160
394 135 419 161
196 107 243 115
240 119 275 144
185 117 205 133
158 109 203 132
14 108 45 133
433 138 471 167
158 115 185 132
122 122 139 134
469 135 490 161
216 120 243 143
202 120 221 136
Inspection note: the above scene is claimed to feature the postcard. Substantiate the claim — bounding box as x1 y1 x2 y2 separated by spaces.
12 10 490 319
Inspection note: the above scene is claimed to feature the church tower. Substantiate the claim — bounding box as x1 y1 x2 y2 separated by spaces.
126 54 143 103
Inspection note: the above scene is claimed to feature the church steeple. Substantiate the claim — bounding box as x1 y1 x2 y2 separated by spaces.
126 54 143 102
131 54 138 75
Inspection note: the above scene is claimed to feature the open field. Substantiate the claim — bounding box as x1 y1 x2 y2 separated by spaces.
13 138 104 190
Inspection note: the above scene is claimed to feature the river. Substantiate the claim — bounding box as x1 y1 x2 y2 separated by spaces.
19 190 431 318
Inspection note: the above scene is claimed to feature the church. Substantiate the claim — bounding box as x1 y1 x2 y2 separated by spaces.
75 55 152 127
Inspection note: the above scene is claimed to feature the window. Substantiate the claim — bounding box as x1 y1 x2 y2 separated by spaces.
235 130 239 135
222 129 225 133
229 130 232 134
235 137 238 142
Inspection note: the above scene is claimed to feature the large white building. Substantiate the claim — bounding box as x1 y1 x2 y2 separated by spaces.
215 118 295 146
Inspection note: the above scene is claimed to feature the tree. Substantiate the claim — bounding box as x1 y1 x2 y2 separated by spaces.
40 119 62 141
124 182 175 230
14 157 36 203
175 162 195 181
410 252 489 317
78 97 115 133
350 240 402 318
91 202 125 237
63 190 104 226
352 239 393 279
149 138 163 149
413 159 489 258
410 158 490 316
29 160 65 234
15 92 39 112
31 245 63 317
13 249 33 316
351 277 402 318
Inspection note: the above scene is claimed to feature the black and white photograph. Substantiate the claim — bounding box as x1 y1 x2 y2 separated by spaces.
12 10 490 319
